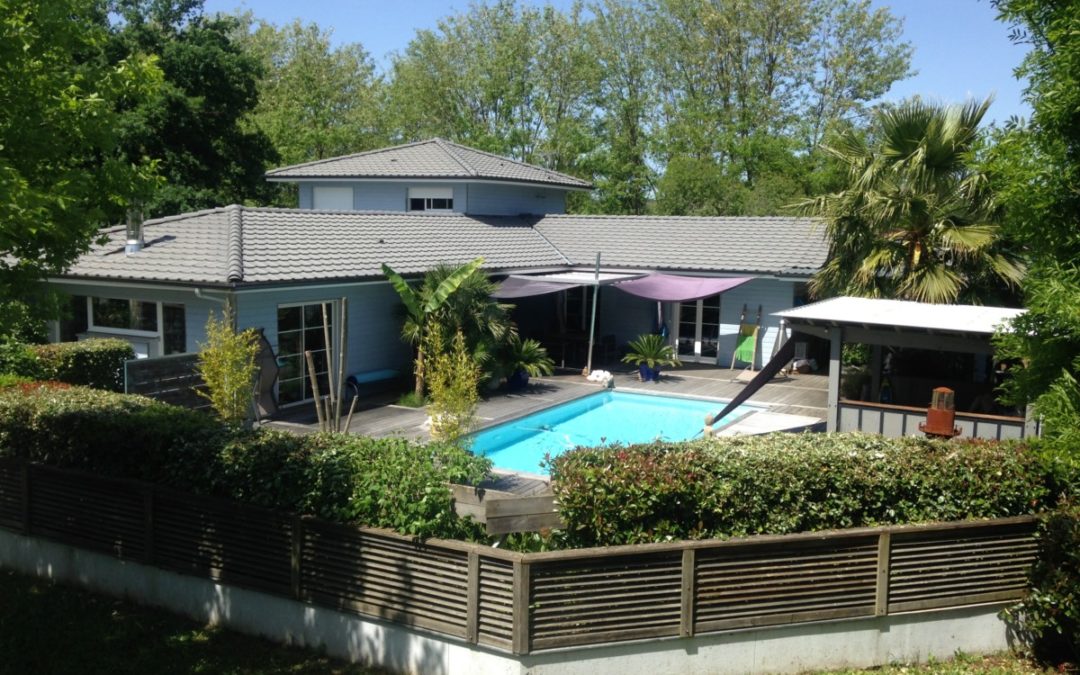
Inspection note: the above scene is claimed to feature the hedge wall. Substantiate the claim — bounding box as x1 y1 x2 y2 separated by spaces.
0 338 134 391
0 385 491 540
547 433 1050 547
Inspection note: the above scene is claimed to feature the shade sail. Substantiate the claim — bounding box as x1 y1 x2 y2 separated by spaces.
491 276 585 299
614 274 752 302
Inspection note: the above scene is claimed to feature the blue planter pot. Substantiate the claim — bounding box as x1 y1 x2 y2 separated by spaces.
639 364 661 382
506 369 530 391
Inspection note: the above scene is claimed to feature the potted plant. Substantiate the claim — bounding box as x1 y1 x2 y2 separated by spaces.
502 336 555 391
622 333 681 382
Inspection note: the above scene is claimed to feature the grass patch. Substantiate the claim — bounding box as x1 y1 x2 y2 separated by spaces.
815 651 1062 674
0 569 379 675
395 391 426 408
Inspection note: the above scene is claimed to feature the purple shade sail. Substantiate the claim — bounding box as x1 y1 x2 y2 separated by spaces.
491 276 585 299
613 274 752 302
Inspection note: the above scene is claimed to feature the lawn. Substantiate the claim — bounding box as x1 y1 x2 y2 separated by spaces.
0 569 377 675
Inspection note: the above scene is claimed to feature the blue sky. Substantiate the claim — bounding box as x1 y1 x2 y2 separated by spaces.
205 0 1031 125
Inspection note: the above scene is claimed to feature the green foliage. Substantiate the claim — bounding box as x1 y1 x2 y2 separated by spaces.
547 433 1048 547
0 385 491 540
797 98 1024 304
502 336 555 378
395 391 427 408
0 0 161 303
0 374 32 389
106 0 278 216
0 299 50 344
31 339 135 392
238 17 387 172
0 339 134 391
425 327 482 443
621 333 682 369
1010 502 1080 664
196 312 259 424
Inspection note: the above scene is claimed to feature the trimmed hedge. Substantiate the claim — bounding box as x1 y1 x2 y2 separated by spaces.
0 339 134 392
547 433 1049 547
0 385 491 540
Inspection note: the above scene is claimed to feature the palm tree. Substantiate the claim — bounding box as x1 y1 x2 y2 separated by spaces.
382 258 485 397
796 98 1024 304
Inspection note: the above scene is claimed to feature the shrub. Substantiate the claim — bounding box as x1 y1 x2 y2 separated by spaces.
31 339 134 391
1011 501 1080 664
0 385 492 540
425 327 481 442
0 340 42 379
0 385 225 483
0 374 32 389
196 312 259 424
547 433 1049 547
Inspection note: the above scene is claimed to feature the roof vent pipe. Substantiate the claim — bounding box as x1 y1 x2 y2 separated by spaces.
125 208 144 254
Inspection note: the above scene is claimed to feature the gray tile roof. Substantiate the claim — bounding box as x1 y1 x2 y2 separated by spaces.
63 206 571 286
265 138 593 190
534 215 828 276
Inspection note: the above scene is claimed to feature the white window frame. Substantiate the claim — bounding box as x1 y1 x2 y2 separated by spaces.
275 300 337 406
407 187 454 212
312 186 354 211
84 297 188 357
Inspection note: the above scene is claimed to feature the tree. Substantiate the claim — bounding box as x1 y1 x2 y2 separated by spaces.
382 259 485 397
239 18 387 168
196 309 259 424
425 325 482 443
989 0 1080 447
0 0 161 313
798 98 1024 304
107 0 278 216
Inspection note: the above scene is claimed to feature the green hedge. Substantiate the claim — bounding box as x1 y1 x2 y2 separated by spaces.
547 433 1049 547
0 339 134 392
1012 501 1080 663
0 385 491 539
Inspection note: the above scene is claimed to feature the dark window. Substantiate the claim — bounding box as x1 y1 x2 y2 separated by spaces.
409 198 426 211
162 303 186 354
92 298 157 332
276 302 333 404
60 295 88 342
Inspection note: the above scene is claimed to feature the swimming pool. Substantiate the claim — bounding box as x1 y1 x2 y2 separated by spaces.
469 390 762 474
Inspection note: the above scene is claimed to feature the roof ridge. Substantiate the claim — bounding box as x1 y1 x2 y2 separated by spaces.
142 206 232 228
264 139 438 176
441 140 591 186
433 137 478 177
226 204 244 283
526 217 574 266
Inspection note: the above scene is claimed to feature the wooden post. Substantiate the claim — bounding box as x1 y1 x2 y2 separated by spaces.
874 530 892 616
827 326 843 432
869 344 882 400
143 485 155 565
21 462 31 536
680 548 696 637
291 516 303 599
466 551 480 644
512 560 531 655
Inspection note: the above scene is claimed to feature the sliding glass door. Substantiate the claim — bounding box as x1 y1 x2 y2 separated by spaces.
276 302 334 405
674 294 722 362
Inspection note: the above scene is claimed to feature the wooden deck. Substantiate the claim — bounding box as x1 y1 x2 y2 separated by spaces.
266 363 828 496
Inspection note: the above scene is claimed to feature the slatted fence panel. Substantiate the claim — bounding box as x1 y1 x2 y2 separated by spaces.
694 535 879 633
28 467 146 560
300 520 471 638
125 354 208 410
0 461 22 530
529 552 684 650
477 556 515 649
888 520 1038 613
153 490 294 596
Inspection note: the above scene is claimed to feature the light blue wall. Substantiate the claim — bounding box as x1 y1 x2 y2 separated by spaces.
293 181 568 215
465 184 567 215
234 282 410 381
47 281 223 354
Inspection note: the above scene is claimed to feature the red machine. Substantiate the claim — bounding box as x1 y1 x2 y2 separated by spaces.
919 387 961 439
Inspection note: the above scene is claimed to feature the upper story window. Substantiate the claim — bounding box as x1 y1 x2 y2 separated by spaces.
408 187 454 212
312 186 353 210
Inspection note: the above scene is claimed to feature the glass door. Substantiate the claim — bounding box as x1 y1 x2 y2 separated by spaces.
276 301 334 405
674 295 723 362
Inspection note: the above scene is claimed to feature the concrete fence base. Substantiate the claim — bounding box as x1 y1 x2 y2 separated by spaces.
0 529 1021 675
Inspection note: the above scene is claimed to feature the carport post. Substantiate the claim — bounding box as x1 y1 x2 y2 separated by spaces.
827 326 842 432
584 253 600 375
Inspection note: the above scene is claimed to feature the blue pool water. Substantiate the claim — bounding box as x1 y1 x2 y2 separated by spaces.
468 391 762 474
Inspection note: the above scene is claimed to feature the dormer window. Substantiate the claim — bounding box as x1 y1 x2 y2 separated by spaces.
408 187 454 212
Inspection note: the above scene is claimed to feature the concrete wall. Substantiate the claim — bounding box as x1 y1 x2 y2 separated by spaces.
234 281 410 385
295 181 567 215
0 528 1021 675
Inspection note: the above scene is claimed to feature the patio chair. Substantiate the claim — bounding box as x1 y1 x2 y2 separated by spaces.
730 304 761 383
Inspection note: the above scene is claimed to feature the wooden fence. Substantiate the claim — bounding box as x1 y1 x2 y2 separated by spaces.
0 458 1038 655
124 353 209 410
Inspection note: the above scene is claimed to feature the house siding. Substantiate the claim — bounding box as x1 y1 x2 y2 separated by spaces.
234 282 410 383
466 183 567 215
297 181 469 214
47 282 223 355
